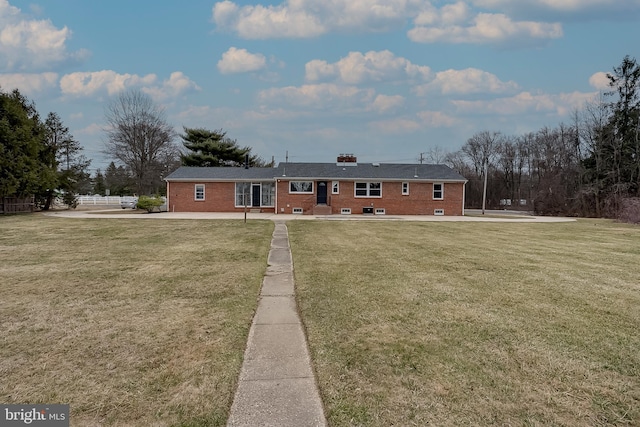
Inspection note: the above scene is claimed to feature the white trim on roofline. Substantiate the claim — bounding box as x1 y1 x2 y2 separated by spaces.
276 177 468 183
167 176 468 183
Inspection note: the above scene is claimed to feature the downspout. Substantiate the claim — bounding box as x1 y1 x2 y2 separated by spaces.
274 178 278 215
462 181 467 216
165 179 171 212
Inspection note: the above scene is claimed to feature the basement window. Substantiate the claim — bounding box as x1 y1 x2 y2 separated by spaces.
341 208 351 215
434 209 444 216
375 208 386 215
292 207 303 214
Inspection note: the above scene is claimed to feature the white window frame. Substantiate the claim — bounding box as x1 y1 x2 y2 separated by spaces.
261 182 275 207
375 208 386 215
332 181 340 194
235 182 250 207
194 184 205 201
289 181 314 194
402 182 409 195
433 183 444 200
354 182 382 198
434 209 445 216
341 208 351 215
292 207 303 214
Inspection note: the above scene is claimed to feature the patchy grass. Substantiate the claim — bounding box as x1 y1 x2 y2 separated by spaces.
0 215 273 426
288 219 640 426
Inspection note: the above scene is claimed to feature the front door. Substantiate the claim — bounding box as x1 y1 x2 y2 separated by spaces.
252 184 261 207
317 181 327 204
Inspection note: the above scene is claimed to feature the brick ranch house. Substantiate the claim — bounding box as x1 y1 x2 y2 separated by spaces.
164 155 467 216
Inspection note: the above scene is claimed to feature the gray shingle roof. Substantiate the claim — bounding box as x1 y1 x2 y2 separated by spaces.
276 163 466 181
165 163 467 182
165 166 279 181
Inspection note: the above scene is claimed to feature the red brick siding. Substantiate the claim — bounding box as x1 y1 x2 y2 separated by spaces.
275 180 317 214
168 180 464 215
166 181 275 213
275 180 465 215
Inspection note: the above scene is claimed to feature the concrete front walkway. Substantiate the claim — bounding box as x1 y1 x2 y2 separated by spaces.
227 221 327 427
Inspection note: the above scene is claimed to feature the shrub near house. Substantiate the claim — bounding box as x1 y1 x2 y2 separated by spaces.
136 196 164 212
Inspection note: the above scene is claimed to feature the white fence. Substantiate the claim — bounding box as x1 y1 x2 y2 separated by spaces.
77 195 136 205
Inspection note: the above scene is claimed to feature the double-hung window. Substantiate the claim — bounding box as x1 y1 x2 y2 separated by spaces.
332 181 339 194
195 184 205 201
402 182 409 195
433 183 443 200
355 182 382 197
235 182 250 207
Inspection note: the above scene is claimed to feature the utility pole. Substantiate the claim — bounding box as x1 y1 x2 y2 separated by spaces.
244 154 249 223
419 152 425 164
482 159 488 215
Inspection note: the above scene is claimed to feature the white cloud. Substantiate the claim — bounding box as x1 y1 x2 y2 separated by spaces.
371 94 405 113
211 0 639 47
452 90 597 116
0 72 57 94
59 70 199 100
417 110 458 127
409 12 563 45
217 47 267 74
212 0 422 39
75 123 102 136
414 1 471 26
472 0 640 14
414 68 519 95
257 83 375 110
243 107 313 122
60 70 157 96
142 71 201 100
306 50 431 84
589 72 610 91
213 0 325 39
0 0 89 71
369 118 422 134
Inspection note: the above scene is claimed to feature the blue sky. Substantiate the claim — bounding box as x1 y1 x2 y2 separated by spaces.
1 0 639 171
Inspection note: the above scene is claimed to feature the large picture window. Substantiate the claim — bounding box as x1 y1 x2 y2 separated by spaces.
355 182 382 197
234 182 275 207
289 181 313 193
235 182 250 207
261 182 275 207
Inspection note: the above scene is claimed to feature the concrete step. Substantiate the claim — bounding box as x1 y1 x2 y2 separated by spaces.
312 204 332 215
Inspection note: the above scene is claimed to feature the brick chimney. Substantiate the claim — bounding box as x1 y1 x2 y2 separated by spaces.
337 153 357 163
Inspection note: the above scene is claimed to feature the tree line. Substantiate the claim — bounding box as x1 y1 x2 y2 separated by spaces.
94 90 268 196
1 88 92 209
1 88 266 208
441 55 640 221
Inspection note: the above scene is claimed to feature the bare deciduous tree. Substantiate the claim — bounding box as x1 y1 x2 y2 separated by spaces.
104 90 178 195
